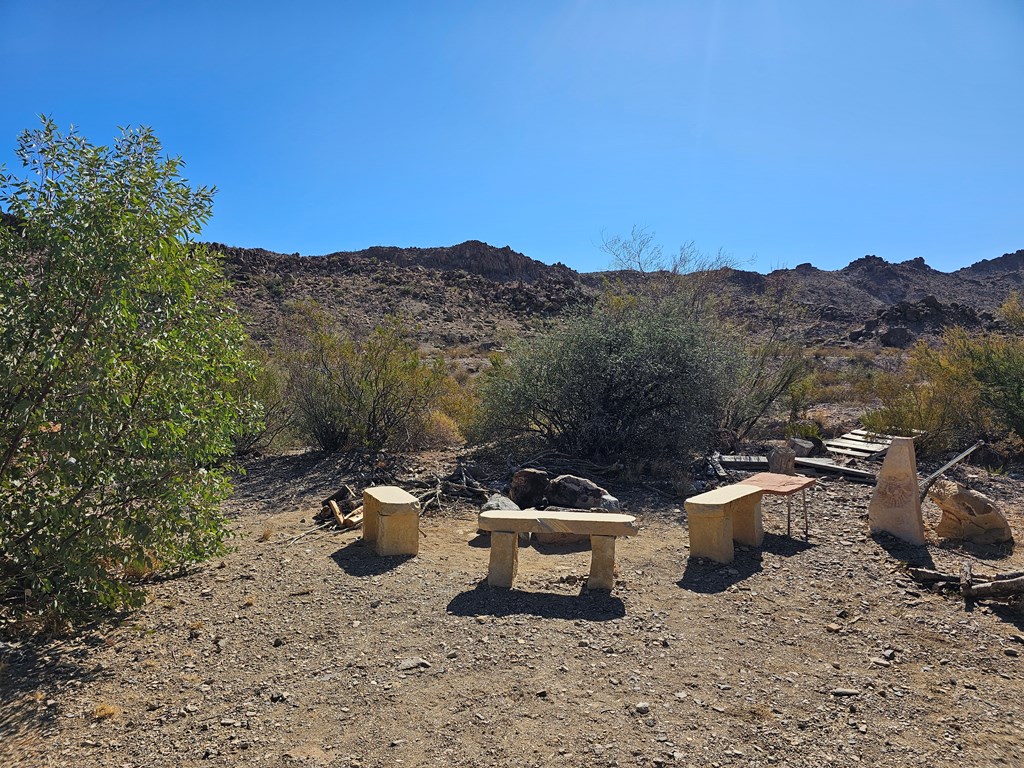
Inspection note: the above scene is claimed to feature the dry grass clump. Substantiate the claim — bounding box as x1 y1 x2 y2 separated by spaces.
92 702 122 720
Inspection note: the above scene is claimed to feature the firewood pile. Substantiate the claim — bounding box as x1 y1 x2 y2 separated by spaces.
316 485 364 529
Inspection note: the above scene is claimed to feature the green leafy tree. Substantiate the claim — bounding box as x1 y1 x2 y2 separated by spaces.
0 119 250 625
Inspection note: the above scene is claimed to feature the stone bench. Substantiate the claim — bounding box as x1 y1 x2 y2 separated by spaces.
684 484 764 564
363 486 421 556
477 509 639 591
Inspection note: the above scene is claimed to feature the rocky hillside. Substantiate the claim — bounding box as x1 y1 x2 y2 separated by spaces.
216 241 1024 355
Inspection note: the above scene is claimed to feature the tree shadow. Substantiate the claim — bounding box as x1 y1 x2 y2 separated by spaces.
936 537 1016 562
985 602 1024 632
869 532 936 569
447 582 625 621
329 540 415 576
1 635 103 757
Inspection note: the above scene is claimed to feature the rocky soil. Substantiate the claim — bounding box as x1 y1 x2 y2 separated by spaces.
3 453 1023 768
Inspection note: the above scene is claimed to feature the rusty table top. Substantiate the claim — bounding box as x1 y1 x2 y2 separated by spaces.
741 472 817 496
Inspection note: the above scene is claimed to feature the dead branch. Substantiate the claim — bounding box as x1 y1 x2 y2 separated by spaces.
287 520 334 544
964 576 1024 599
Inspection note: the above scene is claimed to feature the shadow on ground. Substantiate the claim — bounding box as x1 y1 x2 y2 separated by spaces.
330 540 414 576
870 531 936 568
0 635 103 760
936 537 1016 562
447 582 625 621
677 533 814 594
467 533 534 549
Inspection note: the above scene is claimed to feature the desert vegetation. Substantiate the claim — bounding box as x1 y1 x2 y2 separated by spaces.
862 294 1024 456
0 120 251 626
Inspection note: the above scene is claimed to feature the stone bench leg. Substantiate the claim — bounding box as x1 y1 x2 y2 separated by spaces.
588 535 616 591
363 501 380 543
488 531 518 588
376 508 420 556
686 507 734 564
732 499 764 547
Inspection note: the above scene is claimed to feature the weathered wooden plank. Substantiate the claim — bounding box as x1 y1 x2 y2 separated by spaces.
720 454 875 480
795 457 876 480
718 455 769 468
824 446 880 459
478 509 639 537
825 437 890 452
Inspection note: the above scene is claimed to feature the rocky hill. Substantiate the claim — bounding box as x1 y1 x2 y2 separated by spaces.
216 241 1024 356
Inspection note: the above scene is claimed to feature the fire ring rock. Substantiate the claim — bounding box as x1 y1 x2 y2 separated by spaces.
509 468 549 508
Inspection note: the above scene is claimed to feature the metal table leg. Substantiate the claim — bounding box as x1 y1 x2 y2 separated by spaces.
802 488 809 539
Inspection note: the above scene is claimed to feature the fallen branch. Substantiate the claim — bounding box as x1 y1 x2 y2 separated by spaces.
906 566 1024 584
287 520 334 544
906 563 1024 601
964 576 1024 599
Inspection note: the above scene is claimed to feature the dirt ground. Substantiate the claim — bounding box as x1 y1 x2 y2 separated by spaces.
2 453 1023 768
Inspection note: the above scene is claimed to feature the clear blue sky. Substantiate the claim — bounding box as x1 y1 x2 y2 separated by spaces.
2 1 1021 273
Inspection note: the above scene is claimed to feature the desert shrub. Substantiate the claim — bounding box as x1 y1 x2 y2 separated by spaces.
962 293 1024 439
785 421 823 440
600 228 807 446
718 322 806 442
232 342 295 454
470 293 742 464
283 304 452 451
0 120 249 624
862 328 991 455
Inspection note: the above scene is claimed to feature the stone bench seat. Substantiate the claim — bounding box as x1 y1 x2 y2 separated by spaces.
684 484 764 564
477 509 639 591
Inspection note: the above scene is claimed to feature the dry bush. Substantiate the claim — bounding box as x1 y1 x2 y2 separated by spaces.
92 702 122 720
258 522 275 542
281 303 450 452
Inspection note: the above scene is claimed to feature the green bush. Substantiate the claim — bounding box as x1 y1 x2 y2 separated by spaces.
0 120 250 625
470 293 745 465
283 304 452 452
862 327 994 456
232 342 296 455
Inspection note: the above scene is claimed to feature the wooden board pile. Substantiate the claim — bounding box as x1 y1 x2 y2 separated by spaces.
823 429 894 460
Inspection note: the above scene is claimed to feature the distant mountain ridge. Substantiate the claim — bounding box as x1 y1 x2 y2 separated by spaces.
211 240 1024 353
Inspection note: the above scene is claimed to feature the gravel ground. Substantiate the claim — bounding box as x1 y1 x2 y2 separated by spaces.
3 455 1023 768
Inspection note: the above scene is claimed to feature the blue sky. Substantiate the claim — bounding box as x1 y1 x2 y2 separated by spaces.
1 1 1021 273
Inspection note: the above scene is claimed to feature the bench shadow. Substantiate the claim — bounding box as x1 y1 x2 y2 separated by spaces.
870 532 936 569
760 532 815 557
677 534 814 594
468 533 534 549
678 552 763 594
329 539 414 576
531 539 591 555
447 582 625 621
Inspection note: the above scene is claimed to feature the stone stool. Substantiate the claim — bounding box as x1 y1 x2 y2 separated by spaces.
363 486 421 556
684 484 764 563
